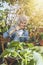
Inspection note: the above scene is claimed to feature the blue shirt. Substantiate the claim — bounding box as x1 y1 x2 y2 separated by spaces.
3 29 29 42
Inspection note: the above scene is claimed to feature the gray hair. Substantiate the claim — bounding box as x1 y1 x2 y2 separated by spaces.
17 15 27 24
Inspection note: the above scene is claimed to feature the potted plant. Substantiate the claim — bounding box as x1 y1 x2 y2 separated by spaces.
39 33 43 46
0 41 42 65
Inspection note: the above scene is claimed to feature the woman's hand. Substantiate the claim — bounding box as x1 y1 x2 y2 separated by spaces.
9 25 20 35
15 25 20 31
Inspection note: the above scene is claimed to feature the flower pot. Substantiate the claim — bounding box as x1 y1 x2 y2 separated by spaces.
4 57 21 65
40 40 43 46
4 57 18 65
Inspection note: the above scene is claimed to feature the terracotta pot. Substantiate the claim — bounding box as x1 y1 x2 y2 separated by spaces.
40 40 43 46
4 57 20 65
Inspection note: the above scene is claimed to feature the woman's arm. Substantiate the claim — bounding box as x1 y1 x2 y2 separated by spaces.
3 25 20 38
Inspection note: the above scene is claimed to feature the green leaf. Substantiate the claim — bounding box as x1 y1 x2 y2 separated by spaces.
8 41 19 48
0 49 10 58
29 59 35 65
27 43 34 48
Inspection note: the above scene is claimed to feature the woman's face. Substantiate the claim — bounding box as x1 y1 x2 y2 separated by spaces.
19 21 26 29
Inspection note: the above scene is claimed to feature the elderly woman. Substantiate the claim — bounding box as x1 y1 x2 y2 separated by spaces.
3 15 29 42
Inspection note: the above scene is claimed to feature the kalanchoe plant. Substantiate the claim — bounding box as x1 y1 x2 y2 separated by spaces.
0 41 42 65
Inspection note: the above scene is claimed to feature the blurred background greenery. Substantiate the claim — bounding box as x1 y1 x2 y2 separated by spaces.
0 0 43 40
